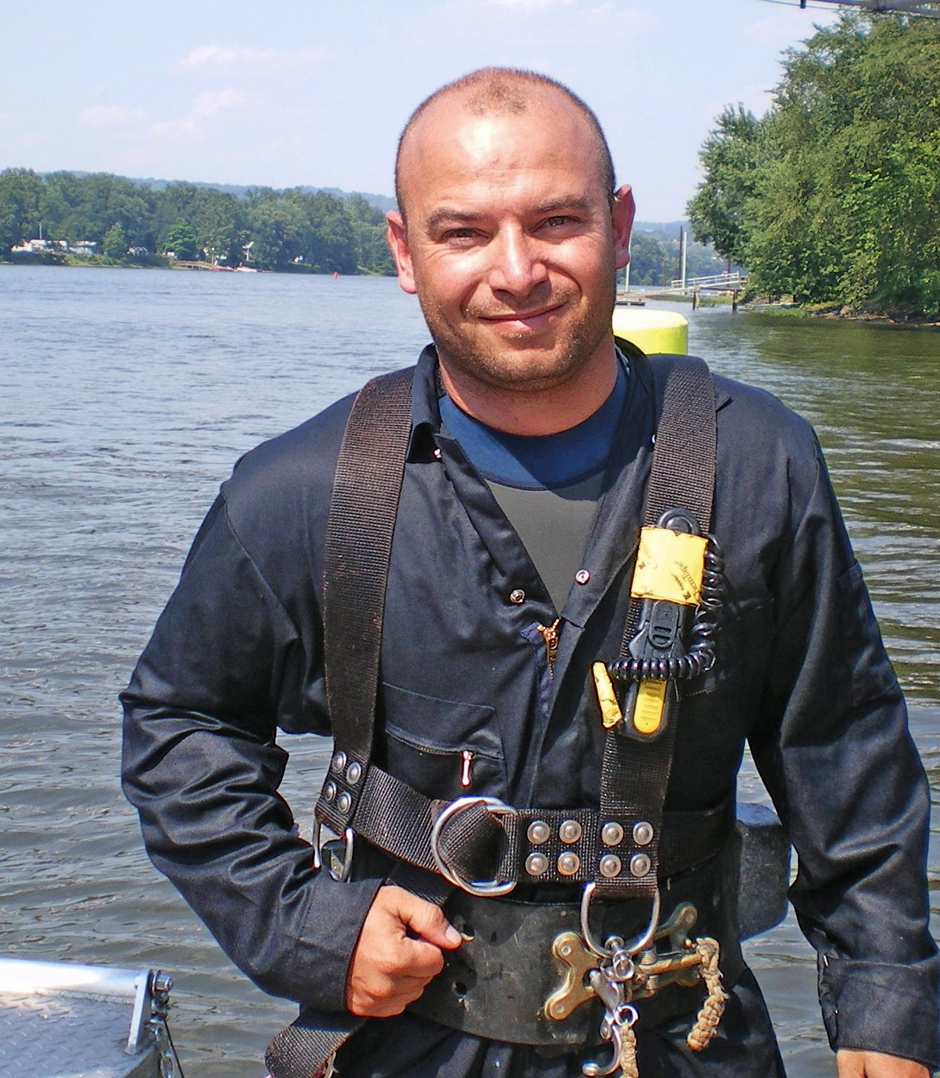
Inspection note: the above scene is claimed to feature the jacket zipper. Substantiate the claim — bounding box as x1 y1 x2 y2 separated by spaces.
459 749 474 788
536 619 560 675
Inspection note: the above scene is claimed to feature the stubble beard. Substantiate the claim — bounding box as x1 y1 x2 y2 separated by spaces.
421 281 616 398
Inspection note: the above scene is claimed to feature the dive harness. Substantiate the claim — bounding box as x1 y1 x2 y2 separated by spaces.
265 351 782 1078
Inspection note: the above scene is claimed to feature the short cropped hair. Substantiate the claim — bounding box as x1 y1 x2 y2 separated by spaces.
394 68 616 217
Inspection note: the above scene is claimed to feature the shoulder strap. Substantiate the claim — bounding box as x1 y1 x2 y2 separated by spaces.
322 365 413 779
265 366 414 1078
642 353 716 533
597 351 717 900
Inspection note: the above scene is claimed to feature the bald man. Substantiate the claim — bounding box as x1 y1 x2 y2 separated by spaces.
123 70 938 1078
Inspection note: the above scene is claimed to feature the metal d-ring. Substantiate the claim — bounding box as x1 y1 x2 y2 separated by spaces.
312 819 354 882
580 881 662 958
431 795 518 896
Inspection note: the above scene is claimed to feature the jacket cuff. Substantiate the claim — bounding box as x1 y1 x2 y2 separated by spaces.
283 873 385 1012
818 953 940 1070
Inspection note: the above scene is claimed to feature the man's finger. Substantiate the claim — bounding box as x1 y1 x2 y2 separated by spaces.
398 935 447 980
384 886 463 950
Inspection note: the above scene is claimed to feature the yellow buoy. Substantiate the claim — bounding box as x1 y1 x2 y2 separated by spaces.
612 307 688 355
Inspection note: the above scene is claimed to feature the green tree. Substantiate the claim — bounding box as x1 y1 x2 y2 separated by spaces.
102 223 127 258
0 168 43 252
687 105 764 266
66 173 152 247
627 232 665 285
162 220 199 260
191 188 246 264
691 13 940 316
248 197 305 269
344 194 394 274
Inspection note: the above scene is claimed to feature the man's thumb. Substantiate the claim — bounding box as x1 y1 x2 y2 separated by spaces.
397 892 462 949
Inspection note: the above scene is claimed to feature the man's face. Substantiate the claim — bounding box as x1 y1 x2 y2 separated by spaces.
387 90 634 404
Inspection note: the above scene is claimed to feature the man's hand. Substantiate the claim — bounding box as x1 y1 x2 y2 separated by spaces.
836 1049 929 1078
345 884 463 1017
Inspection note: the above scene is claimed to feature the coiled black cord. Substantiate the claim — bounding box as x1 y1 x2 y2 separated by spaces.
607 534 725 683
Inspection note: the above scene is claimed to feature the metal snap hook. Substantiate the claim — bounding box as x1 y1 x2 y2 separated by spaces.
582 1018 625 1078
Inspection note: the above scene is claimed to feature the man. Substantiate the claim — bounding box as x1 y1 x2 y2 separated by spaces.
122 69 938 1077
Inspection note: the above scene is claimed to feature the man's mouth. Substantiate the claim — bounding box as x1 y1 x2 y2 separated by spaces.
478 302 565 330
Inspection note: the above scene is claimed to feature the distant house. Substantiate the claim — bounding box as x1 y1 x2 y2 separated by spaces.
127 246 149 256
70 241 99 255
11 238 68 253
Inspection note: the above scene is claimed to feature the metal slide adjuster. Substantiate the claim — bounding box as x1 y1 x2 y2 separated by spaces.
431 796 518 896
312 819 354 882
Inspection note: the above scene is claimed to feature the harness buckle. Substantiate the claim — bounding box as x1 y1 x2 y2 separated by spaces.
431 796 518 896
312 819 354 882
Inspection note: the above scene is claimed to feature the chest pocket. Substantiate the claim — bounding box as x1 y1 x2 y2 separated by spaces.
378 682 507 801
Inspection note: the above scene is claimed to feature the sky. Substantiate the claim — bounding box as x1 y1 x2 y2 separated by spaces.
1 0 840 222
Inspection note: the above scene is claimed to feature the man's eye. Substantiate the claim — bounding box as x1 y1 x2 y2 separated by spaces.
443 228 481 242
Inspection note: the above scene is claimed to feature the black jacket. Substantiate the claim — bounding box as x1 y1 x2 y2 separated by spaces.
122 346 939 1072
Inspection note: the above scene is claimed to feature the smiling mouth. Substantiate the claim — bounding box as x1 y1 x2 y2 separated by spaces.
479 303 565 326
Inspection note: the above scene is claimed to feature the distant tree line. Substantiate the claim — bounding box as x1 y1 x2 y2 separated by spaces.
688 13 940 318
627 225 726 287
0 170 394 274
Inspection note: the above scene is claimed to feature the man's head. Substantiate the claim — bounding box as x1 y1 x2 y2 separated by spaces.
394 69 616 221
386 68 634 432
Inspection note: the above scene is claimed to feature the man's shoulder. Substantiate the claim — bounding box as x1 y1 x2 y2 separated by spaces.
227 392 357 499
712 369 817 457
215 391 359 552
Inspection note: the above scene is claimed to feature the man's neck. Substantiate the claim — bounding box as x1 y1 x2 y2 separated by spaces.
438 342 619 437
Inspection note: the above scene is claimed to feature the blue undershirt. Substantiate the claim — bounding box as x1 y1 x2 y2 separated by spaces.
438 358 629 611
438 360 627 490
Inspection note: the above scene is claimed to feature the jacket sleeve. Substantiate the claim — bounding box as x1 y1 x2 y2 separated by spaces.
748 435 939 1069
121 492 382 1011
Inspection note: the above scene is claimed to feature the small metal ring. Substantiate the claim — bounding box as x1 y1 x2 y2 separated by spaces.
614 1003 639 1029
579 881 662 958
431 796 518 896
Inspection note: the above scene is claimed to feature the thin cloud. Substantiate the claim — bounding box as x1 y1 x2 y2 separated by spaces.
151 89 249 139
743 9 835 44
79 105 148 129
487 0 575 9
585 4 651 31
177 44 327 70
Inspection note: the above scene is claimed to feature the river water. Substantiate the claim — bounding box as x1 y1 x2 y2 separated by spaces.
1 265 937 1077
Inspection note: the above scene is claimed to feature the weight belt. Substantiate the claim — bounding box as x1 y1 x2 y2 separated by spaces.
266 348 723 1078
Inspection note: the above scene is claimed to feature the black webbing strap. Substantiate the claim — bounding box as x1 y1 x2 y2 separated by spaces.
322 366 414 771
321 755 732 889
266 367 415 1078
596 354 716 900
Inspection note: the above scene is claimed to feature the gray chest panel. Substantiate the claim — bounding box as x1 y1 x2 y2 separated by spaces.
487 471 604 612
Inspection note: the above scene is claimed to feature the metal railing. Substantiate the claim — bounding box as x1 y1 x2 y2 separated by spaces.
667 272 746 293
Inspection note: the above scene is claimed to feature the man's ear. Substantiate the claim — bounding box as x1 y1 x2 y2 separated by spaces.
611 185 636 270
386 212 417 295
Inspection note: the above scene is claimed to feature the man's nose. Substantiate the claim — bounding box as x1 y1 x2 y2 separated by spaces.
487 228 548 298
